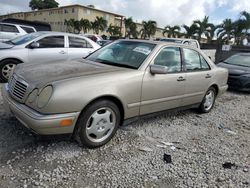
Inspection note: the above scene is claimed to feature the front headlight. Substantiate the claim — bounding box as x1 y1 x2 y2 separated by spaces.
242 74 250 78
27 89 38 104
37 86 53 108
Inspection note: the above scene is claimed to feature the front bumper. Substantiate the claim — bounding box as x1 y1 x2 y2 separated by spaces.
228 75 250 91
2 84 80 135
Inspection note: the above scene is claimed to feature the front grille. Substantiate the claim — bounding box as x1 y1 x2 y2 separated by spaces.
8 76 28 101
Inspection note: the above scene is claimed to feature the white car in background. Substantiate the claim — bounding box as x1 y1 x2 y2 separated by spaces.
0 31 101 82
0 23 36 42
160 38 216 62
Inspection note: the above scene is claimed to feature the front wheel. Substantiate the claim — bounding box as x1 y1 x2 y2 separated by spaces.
199 87 216 113
74 100 121 148
0 59 19 82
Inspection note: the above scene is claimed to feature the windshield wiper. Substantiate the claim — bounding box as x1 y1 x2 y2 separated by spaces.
96 59 137 69
3 40 14 45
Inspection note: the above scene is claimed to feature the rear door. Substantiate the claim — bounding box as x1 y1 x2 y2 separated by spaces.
28 35 68 64
140 46 186 115
67 36 95 59
181 48 213 106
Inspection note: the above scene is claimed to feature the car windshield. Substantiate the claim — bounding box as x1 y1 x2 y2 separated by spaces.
9 32 44 45
225 54 250 67
86 41 156 69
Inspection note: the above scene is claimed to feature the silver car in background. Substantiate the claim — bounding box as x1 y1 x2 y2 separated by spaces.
2 40 228 148
0 31 101 82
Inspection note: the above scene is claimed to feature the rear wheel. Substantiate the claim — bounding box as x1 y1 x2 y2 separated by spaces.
74 100 121 148
199 87 216 113
0 59 19 82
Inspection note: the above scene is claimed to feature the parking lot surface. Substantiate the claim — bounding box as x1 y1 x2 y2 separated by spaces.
0 83 249 188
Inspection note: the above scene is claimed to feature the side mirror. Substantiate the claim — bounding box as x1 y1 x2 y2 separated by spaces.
150 64 169 74
29 42 40 49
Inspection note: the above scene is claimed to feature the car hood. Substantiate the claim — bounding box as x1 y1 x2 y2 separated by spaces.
217 62 250 76
14 59 125 85
0 42 14 49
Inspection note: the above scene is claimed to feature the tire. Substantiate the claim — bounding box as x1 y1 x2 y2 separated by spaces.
74 100 121 148
199 87 216 113
0 59 19 82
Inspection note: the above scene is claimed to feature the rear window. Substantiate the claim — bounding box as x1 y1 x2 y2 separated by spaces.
20 26 35 33
69 37 92 48
0 24 19 33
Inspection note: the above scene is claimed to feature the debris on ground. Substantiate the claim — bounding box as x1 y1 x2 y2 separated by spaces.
163 154 172 164
138 146 153 152
222 162 236 169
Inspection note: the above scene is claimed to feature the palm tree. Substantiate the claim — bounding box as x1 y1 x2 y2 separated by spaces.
107 24 121 36
140 20 157 39
240 11 250 34
64 19 75 33
124 17 138 38
217 19 234 44
80 18 91 34
182 24 198 38
232 19 246 45
194 16 214 43
163 25 181 38
73 20 81 34
91 16 108 34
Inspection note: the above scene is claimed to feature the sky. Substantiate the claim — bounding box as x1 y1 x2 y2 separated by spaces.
0 0 249 28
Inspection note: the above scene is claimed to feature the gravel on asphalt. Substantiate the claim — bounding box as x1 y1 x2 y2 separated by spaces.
0 84 249 188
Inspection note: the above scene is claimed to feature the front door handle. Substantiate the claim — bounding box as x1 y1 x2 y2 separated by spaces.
205 74 212 78
59 50 66 54
177 76 186 81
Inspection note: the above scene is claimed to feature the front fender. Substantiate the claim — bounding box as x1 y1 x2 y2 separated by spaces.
39 71 144 119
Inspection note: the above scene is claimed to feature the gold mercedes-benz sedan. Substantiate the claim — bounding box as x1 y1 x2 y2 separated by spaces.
2 40 228 148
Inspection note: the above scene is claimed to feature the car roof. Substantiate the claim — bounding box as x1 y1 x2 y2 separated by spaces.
0 22 35 28
117 39 199 49
160 38 198 42
34 31 89 37
234 53 250 56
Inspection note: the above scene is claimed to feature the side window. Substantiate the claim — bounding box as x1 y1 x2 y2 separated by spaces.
37 36 64 48
1 24 19 33
183 48 201 71
69 37 93 48
20 26 35 33
200 55 210 70
154 47 182 73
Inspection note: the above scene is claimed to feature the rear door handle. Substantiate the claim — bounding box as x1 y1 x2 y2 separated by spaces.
59 50 66 54
177 76 186 81
205 74 212 78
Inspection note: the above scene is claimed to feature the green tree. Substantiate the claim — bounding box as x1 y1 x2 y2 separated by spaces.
240 11 250 34
163 25 181 38
91 16 108 34
194 16 214 43
124 17 138 38
182 24 198 38
80 18 91 34
232 19 246 45
73 20 81 34
29 0 59 10
64 19 75 33
107 24 121 36
217 19 234 44
140 20 157 39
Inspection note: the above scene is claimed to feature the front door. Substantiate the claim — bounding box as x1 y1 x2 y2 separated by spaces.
140 47 186 115
28 35 68 64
